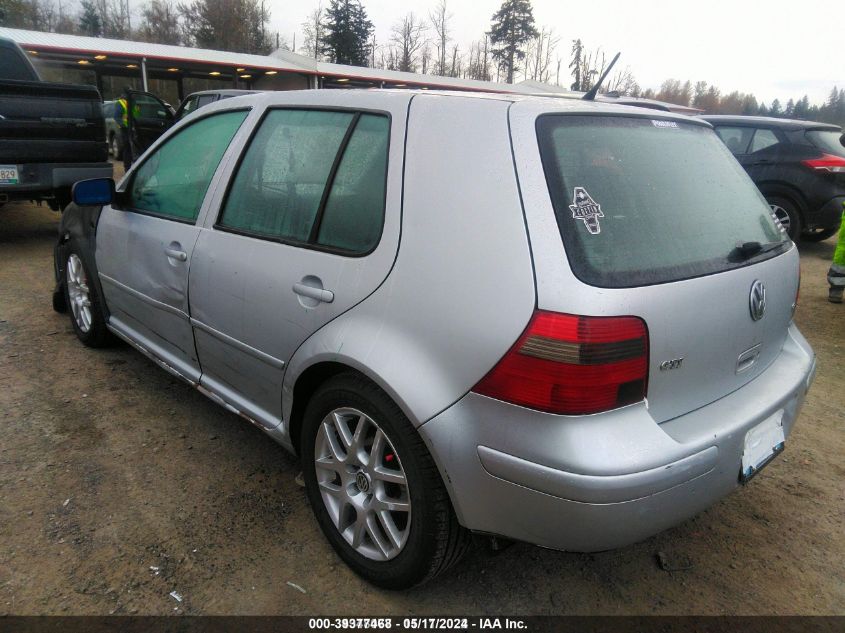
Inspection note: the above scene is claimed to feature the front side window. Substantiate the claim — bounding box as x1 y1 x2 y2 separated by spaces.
537 115 788 288
714 126 754 155
219 109 390 254
127 110 248 221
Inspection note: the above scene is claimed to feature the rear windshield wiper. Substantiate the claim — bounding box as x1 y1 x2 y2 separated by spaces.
730 240 788 261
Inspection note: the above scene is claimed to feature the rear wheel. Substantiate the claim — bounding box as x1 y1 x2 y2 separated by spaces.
301 372 470 589
63 247 111 347
767 196 802 241
801 226 839 242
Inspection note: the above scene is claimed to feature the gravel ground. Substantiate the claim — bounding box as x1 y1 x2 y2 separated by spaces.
0 197 843 615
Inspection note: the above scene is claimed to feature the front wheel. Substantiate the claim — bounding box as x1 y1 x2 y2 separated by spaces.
301 373 470 589
63 247 112 347
767 197 802 241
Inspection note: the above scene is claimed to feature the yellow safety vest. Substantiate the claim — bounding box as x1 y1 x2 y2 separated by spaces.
116 98 129 128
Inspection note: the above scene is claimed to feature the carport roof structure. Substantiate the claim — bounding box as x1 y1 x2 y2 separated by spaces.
0 26 701 114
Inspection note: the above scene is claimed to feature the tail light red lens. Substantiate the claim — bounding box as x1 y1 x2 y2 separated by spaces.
802 154 845 173
472 311 649 415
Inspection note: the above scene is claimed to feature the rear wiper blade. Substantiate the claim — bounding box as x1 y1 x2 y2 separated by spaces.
730 240 787 260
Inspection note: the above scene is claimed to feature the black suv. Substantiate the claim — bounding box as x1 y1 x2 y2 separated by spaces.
701 115 845 241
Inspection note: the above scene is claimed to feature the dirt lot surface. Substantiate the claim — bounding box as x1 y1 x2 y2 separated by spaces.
1 194 843 616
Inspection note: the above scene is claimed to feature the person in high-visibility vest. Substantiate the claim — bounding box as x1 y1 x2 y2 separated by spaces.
113 90 137 171
828 202 845 303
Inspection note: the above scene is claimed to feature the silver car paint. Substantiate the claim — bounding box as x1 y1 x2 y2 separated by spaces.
92 90 816 554
187 91 409 431
508 99 799 423
420 325 814 551
281 93 535 430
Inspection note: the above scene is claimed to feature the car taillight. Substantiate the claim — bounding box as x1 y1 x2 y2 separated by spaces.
472 311 649 415
802 154 845 173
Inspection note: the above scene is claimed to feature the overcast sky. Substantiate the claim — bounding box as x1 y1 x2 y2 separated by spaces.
264 0 843 105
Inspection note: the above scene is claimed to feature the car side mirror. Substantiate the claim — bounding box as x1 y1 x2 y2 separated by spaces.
72 178 115 206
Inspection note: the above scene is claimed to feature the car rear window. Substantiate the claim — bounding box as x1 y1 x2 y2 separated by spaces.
537 115 788 288
806 130 845 157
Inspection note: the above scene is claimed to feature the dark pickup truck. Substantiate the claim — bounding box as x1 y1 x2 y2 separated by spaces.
0 36 111 210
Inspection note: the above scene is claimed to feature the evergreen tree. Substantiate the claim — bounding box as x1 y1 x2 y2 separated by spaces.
569 38 583 91
78 0 102 36
769 98 782 116
488 0 538 83
321 0 373 66
784 98 795 117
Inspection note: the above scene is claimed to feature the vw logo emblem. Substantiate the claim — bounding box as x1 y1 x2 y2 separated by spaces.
749 280 766 321
355 471 370 494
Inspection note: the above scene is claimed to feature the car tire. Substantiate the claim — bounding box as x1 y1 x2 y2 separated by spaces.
300 372 470 589
767 196 802 241
62 244 112 347
800 226 839 242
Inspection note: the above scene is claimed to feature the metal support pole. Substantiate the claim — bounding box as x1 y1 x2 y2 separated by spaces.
141 57 149 92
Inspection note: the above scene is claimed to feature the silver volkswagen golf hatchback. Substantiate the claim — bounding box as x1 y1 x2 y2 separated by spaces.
54 90 816 588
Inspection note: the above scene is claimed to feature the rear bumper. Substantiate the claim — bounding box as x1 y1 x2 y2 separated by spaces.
0 162 113 199
420 324 816 552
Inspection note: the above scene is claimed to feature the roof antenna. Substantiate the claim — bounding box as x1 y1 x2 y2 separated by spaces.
582 52 621 101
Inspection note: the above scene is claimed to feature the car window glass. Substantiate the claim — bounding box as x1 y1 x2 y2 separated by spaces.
132 94 171 122
749 128 780 154
317 114 389 253
537 116 786 288
196 95 217 108
219 109 354 241
128 110 248 221
179 96 198 119
806 130 845 156
714 126 753 154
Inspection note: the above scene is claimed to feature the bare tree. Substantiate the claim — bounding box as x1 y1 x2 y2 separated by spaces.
390 12 427 73
138 0 181 45
301 2 324 60
524 27 558 83
605 65 639 96
428 0 451 76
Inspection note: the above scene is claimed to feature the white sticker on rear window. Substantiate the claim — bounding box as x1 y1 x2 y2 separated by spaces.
569 187 604 234
652 120 679 128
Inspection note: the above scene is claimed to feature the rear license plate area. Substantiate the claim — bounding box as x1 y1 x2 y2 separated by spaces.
740 410 785 483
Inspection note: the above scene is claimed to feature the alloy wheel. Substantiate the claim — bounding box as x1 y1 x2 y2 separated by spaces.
314 407 411 561
770 204 791 234
66 253 93 333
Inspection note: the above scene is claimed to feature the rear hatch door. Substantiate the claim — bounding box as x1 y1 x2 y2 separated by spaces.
509 101 798 423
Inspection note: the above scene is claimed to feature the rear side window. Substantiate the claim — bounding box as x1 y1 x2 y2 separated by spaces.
749 128 780 153
806 130 845 157
219 109 389 254
714 126 753 154
127 110 248 221
0 45 38 81
317 114 389 252
537 115 787 288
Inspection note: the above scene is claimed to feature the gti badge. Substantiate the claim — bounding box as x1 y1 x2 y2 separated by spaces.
749 280 766 321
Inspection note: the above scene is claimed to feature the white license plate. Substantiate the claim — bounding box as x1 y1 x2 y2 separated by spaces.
741 410 785 483
0 165 19 185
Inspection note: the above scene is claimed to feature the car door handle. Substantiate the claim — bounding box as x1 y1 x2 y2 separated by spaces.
165 248 187 262
293 282 334 304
